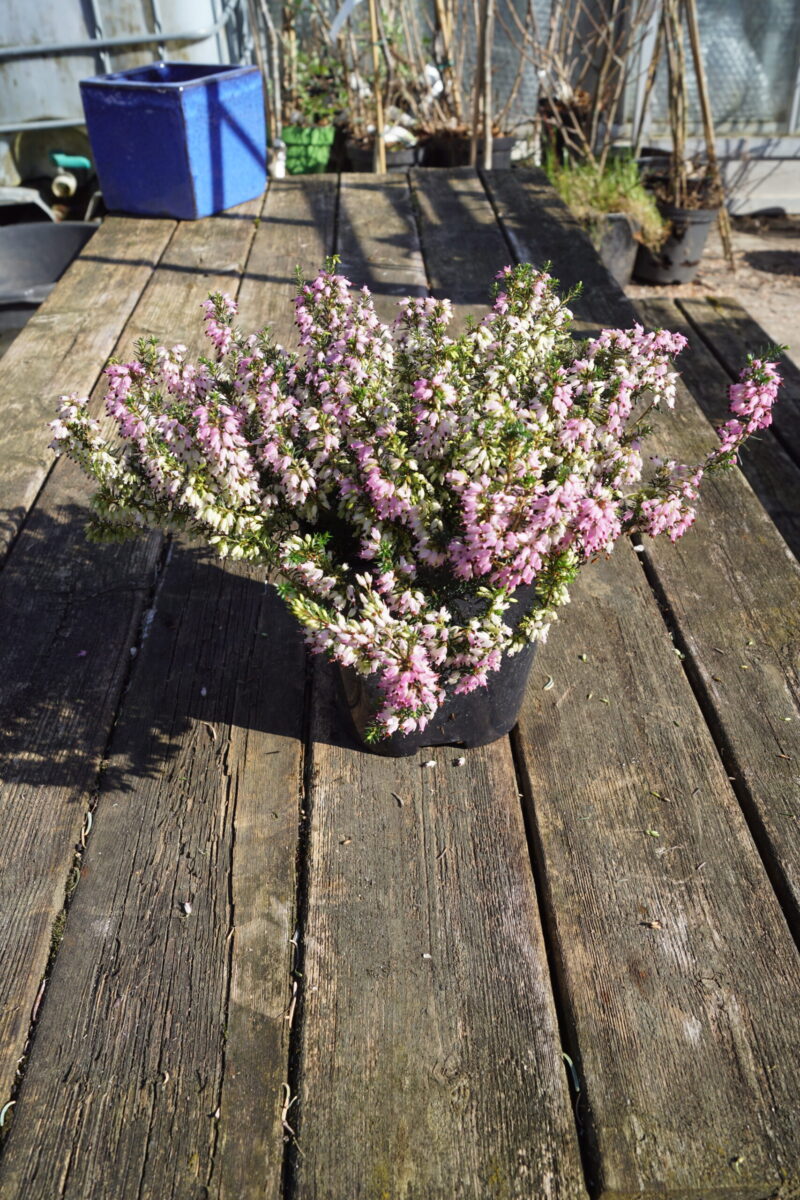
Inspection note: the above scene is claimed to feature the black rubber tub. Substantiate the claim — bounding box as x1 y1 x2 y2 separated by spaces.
0 221 97 305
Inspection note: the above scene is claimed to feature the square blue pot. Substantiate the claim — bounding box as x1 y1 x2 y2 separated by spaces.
80 61 267 220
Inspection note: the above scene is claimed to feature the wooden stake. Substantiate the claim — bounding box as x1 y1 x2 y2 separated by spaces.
368 0 387 173
683 0 735 270
482 0 495 171
470 0 488 168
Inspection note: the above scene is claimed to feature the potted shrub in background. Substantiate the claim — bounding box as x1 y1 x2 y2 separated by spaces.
632 0 731 283
279 48 345 175
51 262 782 755
544 152 667 286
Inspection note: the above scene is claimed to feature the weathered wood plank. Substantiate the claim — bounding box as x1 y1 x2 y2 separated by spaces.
516 552 800 1199
637 297 800 558
484 168 800 939
215 177 338 1200
292 170 586 1200
0 549 305 1200
0 216 175 561
676 295 800 468
0 196 277 1190
482 167 800 1195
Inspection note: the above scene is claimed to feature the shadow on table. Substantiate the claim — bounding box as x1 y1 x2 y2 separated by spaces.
0 504 369 798
744 249 800 276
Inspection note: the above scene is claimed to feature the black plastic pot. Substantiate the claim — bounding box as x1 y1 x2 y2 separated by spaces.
340 641 538 757
591 213 639 288
345 139 420 172
420 134 516 170
633 205 716 285
338 582 539 756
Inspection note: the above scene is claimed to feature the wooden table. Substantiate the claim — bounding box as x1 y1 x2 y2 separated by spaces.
1 169 799 1200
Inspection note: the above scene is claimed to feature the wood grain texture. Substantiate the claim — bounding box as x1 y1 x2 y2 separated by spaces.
0 547 305 1200
484 168 800 935
0 216 175 560
482 168 800 1195
292 170 586 1200
215 177 337 1200
516 550 800 1199
0 199 298 1200
299 665 587 1200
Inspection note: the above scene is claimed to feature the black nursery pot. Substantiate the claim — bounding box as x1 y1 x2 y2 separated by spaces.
340 641 539 757
633 204 716 285
338 582 540 757
420 134 516 170
345 138 420 172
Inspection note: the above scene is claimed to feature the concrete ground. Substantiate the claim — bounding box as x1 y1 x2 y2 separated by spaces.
626 212 800 364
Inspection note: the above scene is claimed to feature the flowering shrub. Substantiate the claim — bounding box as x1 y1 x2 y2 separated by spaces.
51 262 782 739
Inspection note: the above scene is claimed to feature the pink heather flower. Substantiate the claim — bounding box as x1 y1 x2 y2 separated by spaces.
50 262 783 739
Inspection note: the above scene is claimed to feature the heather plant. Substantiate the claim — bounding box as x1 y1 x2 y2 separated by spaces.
51 262 782 740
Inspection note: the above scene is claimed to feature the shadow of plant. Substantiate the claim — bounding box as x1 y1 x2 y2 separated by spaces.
0 497 373 805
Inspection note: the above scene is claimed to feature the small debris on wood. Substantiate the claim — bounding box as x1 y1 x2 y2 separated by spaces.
453 755 466 766
696 861 706 872
129 647 137 657
543 675 555 690
599 697 610 705
640 919 663 930
421 759 436 768
77 649 87 658
285 980 299 1028
161 1071 170 1087
649 790 672 803
422 952 432 960
339 837 352 845
181 901 193 915
391 792 405 807
281 1084 297 1137
200 686 208 697
712 646 726 654
0 1101 16 1127
211 1107 220 1120
202 721 217 741
777 753 793 761
436 845 448 861
578 653 588 661
81 810 93 847
645 829 661 838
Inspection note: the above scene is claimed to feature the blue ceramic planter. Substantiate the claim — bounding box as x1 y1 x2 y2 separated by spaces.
80 62 266 220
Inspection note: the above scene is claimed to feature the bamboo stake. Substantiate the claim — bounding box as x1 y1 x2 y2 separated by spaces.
470 0 488 167
481 0 495 169
682 0 735 269
368 0 387 172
